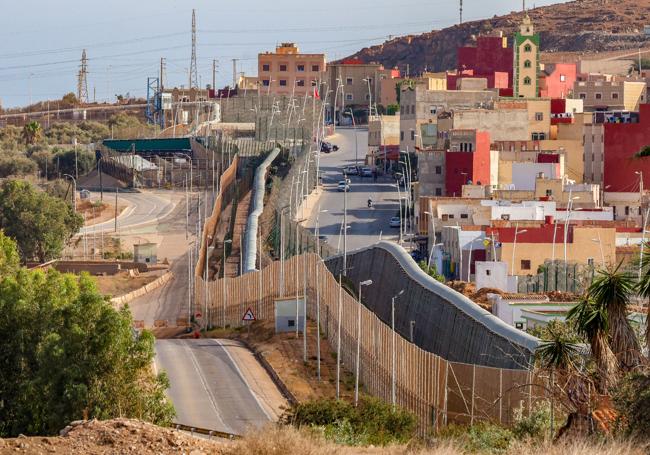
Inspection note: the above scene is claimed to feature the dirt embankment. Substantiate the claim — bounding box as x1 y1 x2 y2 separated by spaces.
345 0 650 74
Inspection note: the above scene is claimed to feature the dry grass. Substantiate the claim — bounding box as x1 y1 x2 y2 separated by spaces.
223 425 648 455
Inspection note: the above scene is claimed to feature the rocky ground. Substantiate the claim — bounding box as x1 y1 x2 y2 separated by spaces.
0 419 229 455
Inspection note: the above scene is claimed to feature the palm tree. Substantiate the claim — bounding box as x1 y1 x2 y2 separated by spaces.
588 265 644 371
21 121 41 146
567 296 619 393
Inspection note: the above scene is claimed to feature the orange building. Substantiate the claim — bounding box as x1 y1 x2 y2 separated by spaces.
258 43 326 97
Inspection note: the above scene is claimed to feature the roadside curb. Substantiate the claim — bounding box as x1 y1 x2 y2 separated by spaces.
111 271 174 307
238 339 298 406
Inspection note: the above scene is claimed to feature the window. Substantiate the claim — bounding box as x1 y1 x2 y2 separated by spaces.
400 131 404 140
524 60 532 68
441 214 449 221
579 93 586 99
486 270 491 276
346 77 353 85
515 322 524 329
523 76 532 85
262 63 270 72
296 79 305 87
612 93 619 100
288 320 295 327
625 206 630 215
524 44 532 52
410 130 415 140
297 64 305 72
279 64 287 72
429 106 437 115
595 93 602 100
460 214 469 219
279 79 287 86
521 260 531 270
448 214 455 219
546 189 553 196
435 166 442 175
311 64 320 72
435 188 442 196
535 112 544 121
346 93 353 101
560 74 566 82
262 79 270 87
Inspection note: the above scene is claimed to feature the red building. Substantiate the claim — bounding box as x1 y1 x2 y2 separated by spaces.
539 63 577 99
445 130 491 196
453 35 514 89
604 104 650 192
447 70 509 90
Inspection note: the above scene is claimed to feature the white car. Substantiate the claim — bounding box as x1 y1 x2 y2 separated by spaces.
343 166 358 175
389 216 401 227
337 180 351 192
361 167 373 177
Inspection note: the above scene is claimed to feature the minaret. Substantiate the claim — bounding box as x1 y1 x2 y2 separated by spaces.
513 14 539 98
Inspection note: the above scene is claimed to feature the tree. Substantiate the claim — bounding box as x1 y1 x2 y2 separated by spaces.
588 265 644 371
61 92 78 107
53 148 96 177
567 297 619 393
0 180 83 262
21 121 41 146
0 234 174 436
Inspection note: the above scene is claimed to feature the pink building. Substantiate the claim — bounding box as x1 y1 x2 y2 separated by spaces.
539 63 577 99
452 35 514 90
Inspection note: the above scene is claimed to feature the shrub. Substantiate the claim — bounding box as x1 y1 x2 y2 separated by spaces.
438 422 514 454
281 397 416 446
614 368 650 440
512 402 552 442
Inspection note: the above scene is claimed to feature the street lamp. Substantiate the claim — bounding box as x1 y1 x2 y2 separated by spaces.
355 279 373 406
348 108 359 166
511 226 528 276
423 211 436 266
564 197 581 263
590 235 605 266
391 289 405 408
362 77 373 118
205 244 215 330
222 239 232 328
315 208 328 381
63 174 76 214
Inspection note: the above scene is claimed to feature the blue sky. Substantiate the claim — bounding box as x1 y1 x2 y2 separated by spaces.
0 0 567 108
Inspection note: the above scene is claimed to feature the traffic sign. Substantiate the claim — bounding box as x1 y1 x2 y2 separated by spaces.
242 307 256 322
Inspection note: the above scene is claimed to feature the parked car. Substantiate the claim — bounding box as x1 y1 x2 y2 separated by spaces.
389 216 401 227
343 166 358 175
360 167 373 177
337 180 351 192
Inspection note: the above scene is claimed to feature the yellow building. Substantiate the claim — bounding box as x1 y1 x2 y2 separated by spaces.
513 15 539 99
258 43 326 96
490 225 616 275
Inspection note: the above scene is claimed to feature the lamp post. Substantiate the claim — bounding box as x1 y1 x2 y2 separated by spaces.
222 239 232 328
336 273 343 400
394 179 404 244
424 211 436 267
564 196 581 264
348 108 359 166
391 289 405 409
315 208 328 381
355 279 373 406
177 153 193 194
205 244 215 330
591 235 605 266
511 225 528 276
280 206 290 296
63 174 76 213
362 77 373 118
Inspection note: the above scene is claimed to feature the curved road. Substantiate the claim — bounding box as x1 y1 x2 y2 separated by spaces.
80 190 179 235
155 338 286 435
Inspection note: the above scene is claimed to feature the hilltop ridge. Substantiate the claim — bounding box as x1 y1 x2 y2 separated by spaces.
344 0 650 73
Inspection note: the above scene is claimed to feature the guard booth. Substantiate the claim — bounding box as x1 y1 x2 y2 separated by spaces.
274 297 305 333
134 242 158 265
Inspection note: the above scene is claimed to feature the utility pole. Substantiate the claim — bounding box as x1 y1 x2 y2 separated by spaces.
160 57 166 92
459 0 463 24
77 49 88 104
212 59 218 90
189 9 198 89
231 59 238 88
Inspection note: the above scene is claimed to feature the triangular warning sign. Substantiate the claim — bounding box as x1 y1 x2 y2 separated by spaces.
242 307 256 321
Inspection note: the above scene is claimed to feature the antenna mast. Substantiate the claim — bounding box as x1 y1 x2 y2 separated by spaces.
189 9 198 89
459 0 463 24
77 49 89 104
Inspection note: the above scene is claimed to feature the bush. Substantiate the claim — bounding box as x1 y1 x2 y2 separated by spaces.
614 368 650 440
512 402 552 442
281 397 417 446
438 422 514 454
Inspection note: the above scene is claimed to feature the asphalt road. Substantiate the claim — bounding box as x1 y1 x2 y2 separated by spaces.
80 190 179 235
155 339 283 435
305 127 401 252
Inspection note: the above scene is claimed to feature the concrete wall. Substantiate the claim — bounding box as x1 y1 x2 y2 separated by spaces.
453 109 529 142
475 261 512 292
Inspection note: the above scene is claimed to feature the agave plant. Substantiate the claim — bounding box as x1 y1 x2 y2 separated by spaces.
588 264 644 371
567 296 618 393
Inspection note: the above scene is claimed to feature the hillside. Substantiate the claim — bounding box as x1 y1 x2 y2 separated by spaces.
345 0 650 74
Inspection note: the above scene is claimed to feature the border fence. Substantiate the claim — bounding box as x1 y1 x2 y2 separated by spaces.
195 253 544 435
